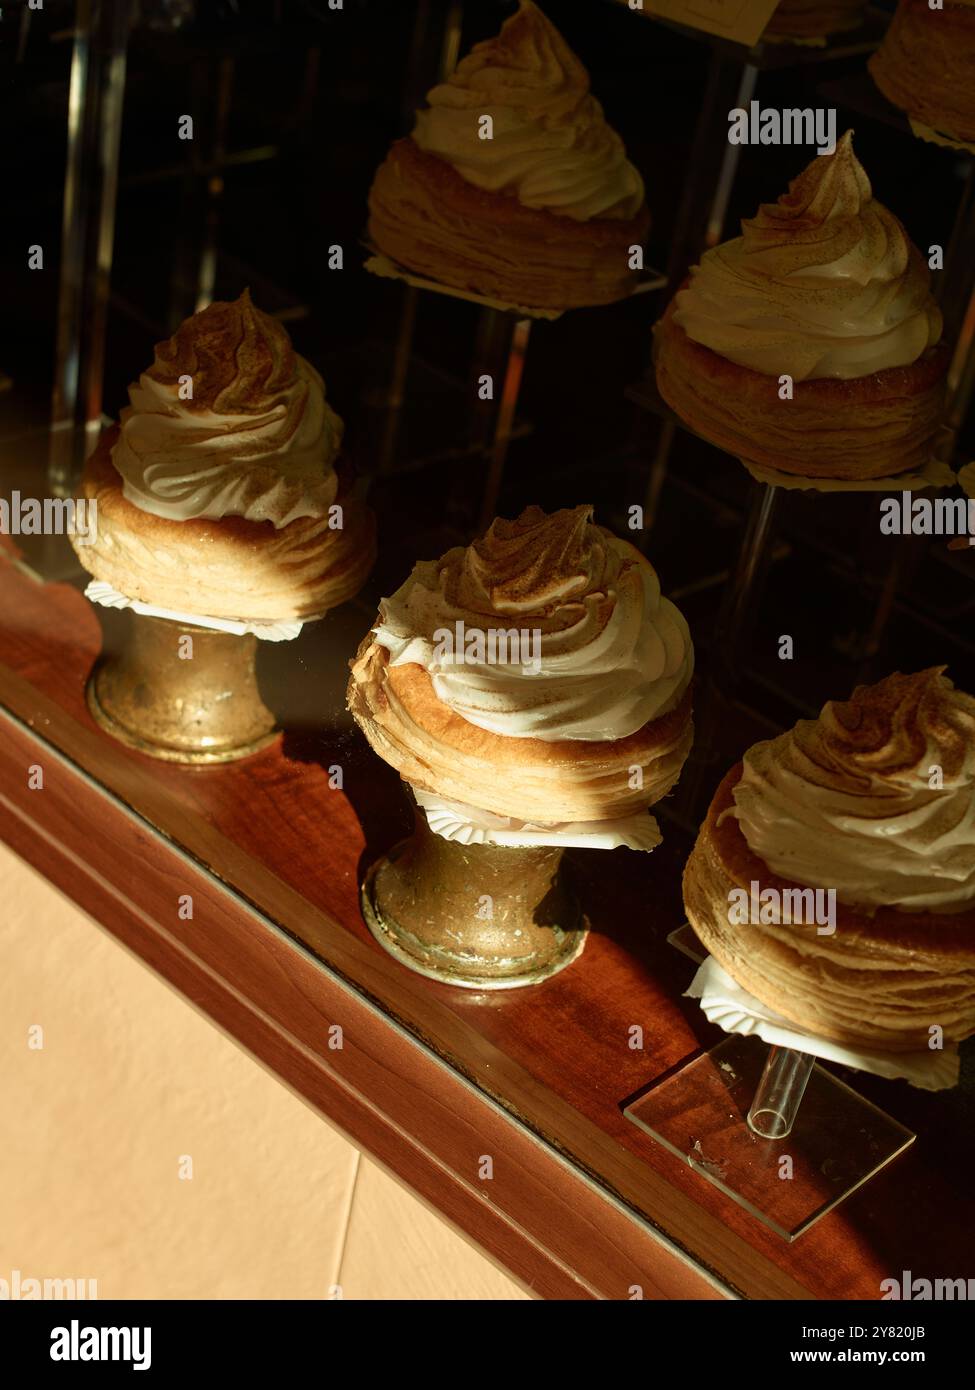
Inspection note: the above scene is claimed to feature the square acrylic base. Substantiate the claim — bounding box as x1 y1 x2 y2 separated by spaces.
667 921 706 964
624 1035 915 1241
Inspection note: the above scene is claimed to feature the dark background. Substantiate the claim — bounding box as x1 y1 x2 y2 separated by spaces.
2 0 974 767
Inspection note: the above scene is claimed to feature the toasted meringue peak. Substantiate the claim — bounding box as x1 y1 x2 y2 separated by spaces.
147 288 298 413
462 504 595 614
747 131 869 227
732 669 975 912
809 668 973 786
674 130 942 380
112 290 343 529
373 504 694 743
443 0 590 116
412 0 644 222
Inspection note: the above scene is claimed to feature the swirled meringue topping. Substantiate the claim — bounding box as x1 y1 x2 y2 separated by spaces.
731 669 975 913
674 131 942 380
412 0 644 222
112 290 343 528
373 504 693 742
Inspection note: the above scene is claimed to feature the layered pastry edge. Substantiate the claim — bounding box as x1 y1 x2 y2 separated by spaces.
369 138 649 310
869 0 975 148
684 765 975 1051
75 430 376 622
349 632 694 823
655 297 949 480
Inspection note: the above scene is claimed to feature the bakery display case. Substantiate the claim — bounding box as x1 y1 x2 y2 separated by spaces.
2 0 974 1317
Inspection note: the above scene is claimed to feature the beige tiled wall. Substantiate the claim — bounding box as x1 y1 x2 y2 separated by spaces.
0 840 528 1301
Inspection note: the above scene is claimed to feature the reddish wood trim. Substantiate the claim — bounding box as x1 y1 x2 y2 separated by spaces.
0 707 728 1302
5 564 970 1300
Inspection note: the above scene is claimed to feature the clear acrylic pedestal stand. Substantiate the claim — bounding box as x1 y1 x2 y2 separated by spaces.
623 925 916 1240
624 1035 914 1240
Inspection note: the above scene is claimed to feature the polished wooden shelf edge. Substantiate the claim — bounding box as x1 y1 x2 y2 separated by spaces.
0 703 731 1301
8 560 971 1301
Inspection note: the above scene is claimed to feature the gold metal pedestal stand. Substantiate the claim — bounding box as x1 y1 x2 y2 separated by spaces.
87 611 278 765
361 804 588 989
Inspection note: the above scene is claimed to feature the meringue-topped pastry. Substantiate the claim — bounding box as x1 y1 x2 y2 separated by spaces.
683 669 975 1051
734 670 975 913
368 0 649 309
411 2 643 222
113 289 344 528
348 505 694 824
72 291 375 621
673 132 941 383
870 0 975 150
655 132 949 481
374 505 691 742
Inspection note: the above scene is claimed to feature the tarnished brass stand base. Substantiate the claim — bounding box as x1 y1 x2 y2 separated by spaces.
361 808 588 989
86 612 279 764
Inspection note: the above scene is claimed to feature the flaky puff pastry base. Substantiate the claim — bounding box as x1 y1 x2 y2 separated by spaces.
348 633 693 824
870 0 975 148
655 296 949 481
368 138 650 311
72 428 376 622
683 767 975 1052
